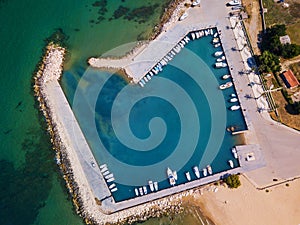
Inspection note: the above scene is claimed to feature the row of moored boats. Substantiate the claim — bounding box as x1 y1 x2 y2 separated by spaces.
100 164 118 193
139 28 220 88
134 180 159 197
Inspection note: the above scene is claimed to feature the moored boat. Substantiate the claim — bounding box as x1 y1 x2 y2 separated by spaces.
192 0 201 6
143 186 147 194
214 51 223 57
214 43 220 47
215 62 227 68
148 180 154 192
212 38 219 43
185 172 191 181
105 173 114 179
100 164 107 169
230 97 238 103
103 170 110 176
154 181 158 191
139 81 144 87
139 187 144 195
230 105 241 111
191 32 195 40
107 177 115 182
231 93 236 97
219 82 233 90
101 167 108 173
207 165 213 175
203 168 208 177
111 187 118 192
228 160 234 168
217 56 226 62
222 74 231 79
147 74 151 80
232 147 238 159
173 170 178 180
193 166 200 178
167 167 176 186
109 183 116 189
135 188 139 196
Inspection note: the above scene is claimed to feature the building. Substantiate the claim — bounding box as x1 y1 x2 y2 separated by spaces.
279 35 291 45
281 70 299 89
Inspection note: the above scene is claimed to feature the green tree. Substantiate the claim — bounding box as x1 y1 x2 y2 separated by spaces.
223 174 241 188
281 44 300 59
257 51 281 74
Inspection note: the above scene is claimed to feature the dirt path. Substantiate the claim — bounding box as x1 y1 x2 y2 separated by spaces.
243 0 262 55
281 55 300 71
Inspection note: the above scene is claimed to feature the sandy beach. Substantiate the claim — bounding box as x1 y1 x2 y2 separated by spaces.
194 176 300 225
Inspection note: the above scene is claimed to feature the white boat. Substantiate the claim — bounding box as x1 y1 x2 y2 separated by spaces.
171 50 176 56
214 51 223 57
230 105 241 111
149 71 154 76
219 82 233 90
228 0 241 6
173 171 178 180
179 12 188 21
214 32 218 37
107 177 115 182
139 81 144 87
139 187 144 196
135 188 139 196
231 93 236 97
101 167 108 173
167 167 176 186
111 187 118 192
191 32 195 40
232 148 238 159
184 36 190 42
100 164 107 169
154 182 158 191
212 37 219 43
148 181 155 192
143 186 147 194
192 0 201 6
204 29 209 36
230 97 238 103
143 76 148 82
216 56 226 62
203 168 208 177
228 160 234 168
214 43 220 47
207 165 213 175
147 74 151 80
141 79 146 85
109 183 116 189
105 173 114 179
215 62 227 68
222 74 231 79
185 172 191 181
210 29 214 35
193 166 200 178
103 170 110 176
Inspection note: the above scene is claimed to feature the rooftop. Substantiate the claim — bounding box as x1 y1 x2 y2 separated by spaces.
281 70 299 89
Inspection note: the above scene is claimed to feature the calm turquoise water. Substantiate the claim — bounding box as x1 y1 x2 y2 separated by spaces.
0 0 180 224
68 30 247 202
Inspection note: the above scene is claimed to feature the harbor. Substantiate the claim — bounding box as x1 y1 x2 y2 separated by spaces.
34 0 300 224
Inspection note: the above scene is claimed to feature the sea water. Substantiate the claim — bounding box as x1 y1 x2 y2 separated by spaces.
70 30 247 202
0 0 188 225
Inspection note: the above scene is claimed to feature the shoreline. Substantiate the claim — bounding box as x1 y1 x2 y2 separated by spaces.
33 42 214 225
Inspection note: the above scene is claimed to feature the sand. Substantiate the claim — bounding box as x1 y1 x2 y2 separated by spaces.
194 176 300 225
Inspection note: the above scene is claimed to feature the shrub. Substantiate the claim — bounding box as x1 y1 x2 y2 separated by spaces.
223 174 241 188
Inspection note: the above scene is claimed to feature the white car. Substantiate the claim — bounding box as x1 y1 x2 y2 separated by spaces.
228 0 241 6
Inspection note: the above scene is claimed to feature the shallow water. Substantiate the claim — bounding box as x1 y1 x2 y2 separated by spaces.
0 0 177 224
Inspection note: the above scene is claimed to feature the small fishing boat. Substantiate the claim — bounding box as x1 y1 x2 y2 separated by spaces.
193 166 200 178
103 170 110 176
215 62 227 68
216 56 226 62
228 160 234 168
230 105 241 111
229 97 238 103
185 172 191 181
100 164 107 169
167 167 176 186
149 181 155 192
203 168 208 177
212 37 219 43
207 165 213 175
111 187 118 192
219 82 233 90
222 74 231 79
154 182 158 191
232 148 238 159
179 12 188 21
135 188 139 196
139 81 144 87
107 177 115 182
105 173 114 179
139 187 144 196
143 186 147 195
214 51 223 57
214 43 221 47
109 183 116 189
